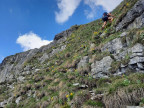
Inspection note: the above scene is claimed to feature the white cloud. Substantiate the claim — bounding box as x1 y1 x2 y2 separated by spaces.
84 0 123 19
16 32 52 51
84 0 98 19
55 0 81 24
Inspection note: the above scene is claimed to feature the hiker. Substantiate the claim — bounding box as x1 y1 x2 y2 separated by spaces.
102 12 114 29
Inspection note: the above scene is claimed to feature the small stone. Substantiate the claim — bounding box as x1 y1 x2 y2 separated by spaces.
121 64 127 68
17 76 25 82
100 32 106 38
79 85 88 89
89 91 93 93
120 32 127 37
35 69 40 72
73 83 79 86
91 94 104 100
16 96 21 104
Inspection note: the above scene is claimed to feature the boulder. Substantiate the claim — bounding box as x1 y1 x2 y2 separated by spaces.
77 56 89 69
91 56 113 78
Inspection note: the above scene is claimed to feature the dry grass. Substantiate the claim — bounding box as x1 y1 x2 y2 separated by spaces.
33 75 44 82
59 81 65 89
73 90 91 108
103 86 144 108
40 101 50 108
59 90 68 103
63 58 80 69
44 75 53 83
48 85 59 92
36 91 45 99
65 52 71 58
34 83 42 90
77 65 90 75
54 78 60 83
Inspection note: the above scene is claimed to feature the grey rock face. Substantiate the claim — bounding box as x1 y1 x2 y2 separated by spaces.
113 43 144 74
128 44 144 64
101 38 123 54
0 49 39 83
127 12 144 30
129 57 144 64
129 43 144 53
137 63 144 69
77 56 89 69
116 0 144 31
91 56 113 78
0 25 72 83
54 25 79 41
39 45 66 63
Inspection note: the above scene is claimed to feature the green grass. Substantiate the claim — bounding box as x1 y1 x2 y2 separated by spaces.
2 0 144 107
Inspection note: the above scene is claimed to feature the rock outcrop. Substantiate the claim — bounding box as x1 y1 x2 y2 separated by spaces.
116 0 144 31
91 56 113 78
0 26 77 83
54 25 79 41
101 38 123 54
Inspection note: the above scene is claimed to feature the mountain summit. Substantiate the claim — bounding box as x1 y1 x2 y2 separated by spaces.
0 0 144 107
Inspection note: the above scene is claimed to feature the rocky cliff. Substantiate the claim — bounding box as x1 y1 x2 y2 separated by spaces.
0 25 79 83
0 0 144 108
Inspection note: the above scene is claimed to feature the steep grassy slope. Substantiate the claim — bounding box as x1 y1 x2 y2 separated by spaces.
1 0 144 108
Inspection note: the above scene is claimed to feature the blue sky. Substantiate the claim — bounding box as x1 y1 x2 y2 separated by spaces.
0 0 123 63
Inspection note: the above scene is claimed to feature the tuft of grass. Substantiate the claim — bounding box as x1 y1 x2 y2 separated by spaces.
85 100 104 107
